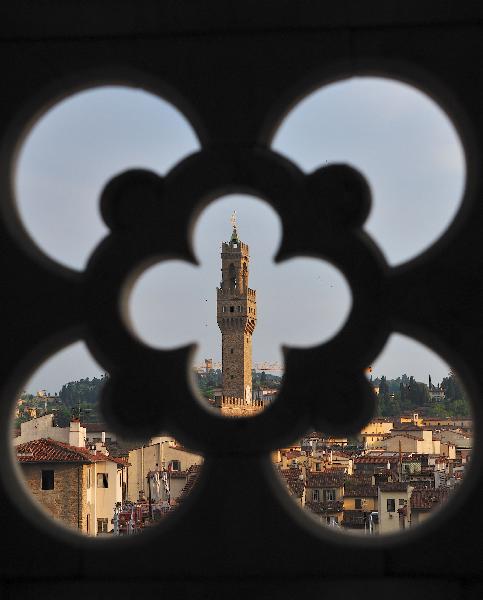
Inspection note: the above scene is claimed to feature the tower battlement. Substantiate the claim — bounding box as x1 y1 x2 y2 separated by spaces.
216 395 265 418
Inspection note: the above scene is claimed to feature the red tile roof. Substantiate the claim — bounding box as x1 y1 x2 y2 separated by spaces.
345 474 374 486
280 468 305 498
411 488 450 509
344 485 378 498
175 464 201 504
284 450 302 459
305 500 344 514
306 472 345 488
16 438 126 465
355 457 399 464
379 482 410 492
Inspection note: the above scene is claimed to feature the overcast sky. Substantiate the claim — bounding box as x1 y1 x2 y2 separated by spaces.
16 79 465 394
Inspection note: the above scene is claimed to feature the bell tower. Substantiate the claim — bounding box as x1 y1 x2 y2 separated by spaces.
217 212 257 404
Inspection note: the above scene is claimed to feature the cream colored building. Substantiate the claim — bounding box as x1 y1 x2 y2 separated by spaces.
378 482 414 535
16 436 126 536
382 430 440 455
14 414 86 447
127 437 203 502
14 415 126 535
86 455 125 535
361 420 394 448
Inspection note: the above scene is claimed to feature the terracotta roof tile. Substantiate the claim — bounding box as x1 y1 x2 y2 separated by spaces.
305 500 344 514
16 438 126 465
379 482 410 492
306 472 345 488
411 488 450 509
344 485 378 498
355 457 399 464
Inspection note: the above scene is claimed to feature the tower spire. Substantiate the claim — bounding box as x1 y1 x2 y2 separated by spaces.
230 210 239 243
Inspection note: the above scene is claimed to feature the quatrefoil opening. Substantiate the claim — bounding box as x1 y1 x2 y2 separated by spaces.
85 151 386 453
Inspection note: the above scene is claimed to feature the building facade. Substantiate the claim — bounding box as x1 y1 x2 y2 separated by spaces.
16 438 126 535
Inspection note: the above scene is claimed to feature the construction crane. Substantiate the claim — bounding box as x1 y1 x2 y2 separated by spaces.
253 362 284 372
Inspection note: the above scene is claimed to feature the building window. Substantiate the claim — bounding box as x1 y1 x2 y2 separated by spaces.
169 460 181 471
230 348 234 354
230 306 234 312
97 518 109 534
97 473 109 488
86 467 91 489
324 489 336 502
399 498 407 506
87 514 90 534
355 498 362 509
315 463 321 471
41 470 54 490
312 489 320 501
387 498 396 512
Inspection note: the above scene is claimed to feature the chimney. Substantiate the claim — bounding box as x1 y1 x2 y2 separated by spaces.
69 419 85 447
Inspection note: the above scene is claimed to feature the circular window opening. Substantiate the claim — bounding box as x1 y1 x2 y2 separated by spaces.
15 85 200 270
273 334 473 538
11 342 203 538
272 77 466 266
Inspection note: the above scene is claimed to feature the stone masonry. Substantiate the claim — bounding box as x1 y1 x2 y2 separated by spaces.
216 219 258 415
20 462 89 532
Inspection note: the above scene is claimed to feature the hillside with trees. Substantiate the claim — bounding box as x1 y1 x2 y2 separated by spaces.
373 372 471 418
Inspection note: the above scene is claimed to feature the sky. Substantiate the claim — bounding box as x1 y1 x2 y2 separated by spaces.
15 79 465 394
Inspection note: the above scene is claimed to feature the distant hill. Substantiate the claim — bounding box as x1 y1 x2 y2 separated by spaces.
59 376 106 408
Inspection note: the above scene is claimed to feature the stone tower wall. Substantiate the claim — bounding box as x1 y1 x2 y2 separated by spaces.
217 234 256 403
221 330 252 399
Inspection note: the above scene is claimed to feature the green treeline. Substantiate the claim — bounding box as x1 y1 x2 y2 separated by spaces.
59 376 106 407
195 369 282 400
374 372 471 418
